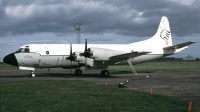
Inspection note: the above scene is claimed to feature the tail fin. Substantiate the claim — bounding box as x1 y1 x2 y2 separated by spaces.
151 16 172 47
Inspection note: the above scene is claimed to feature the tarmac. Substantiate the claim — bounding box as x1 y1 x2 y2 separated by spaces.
0 68 200 109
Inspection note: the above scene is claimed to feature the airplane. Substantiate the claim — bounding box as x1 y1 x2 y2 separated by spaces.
3 16 195 77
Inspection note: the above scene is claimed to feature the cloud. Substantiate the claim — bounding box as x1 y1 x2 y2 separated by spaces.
1 0 199 37
166 0 197 6
0 0 148 36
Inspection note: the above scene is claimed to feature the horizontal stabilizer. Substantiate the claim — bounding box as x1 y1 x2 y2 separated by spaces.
163 41 195 50
110 51 151 62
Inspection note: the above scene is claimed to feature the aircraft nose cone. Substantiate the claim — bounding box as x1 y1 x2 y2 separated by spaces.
3 53 18 66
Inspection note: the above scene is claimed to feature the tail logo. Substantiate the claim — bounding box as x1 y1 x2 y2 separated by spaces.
160 30 170 45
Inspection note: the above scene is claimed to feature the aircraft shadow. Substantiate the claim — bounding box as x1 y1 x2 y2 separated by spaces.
0 72 121 78
0 70 135 79
36 72 119 78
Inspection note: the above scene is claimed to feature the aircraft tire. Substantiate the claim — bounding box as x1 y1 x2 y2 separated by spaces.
31 73 35 77
75 69 82 75
104 70 110 77
100 70 105 76
75 70 77 75
78 70 82 75
100 70 110 77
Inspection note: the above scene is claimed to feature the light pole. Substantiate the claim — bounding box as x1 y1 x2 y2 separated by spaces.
74 23 82 44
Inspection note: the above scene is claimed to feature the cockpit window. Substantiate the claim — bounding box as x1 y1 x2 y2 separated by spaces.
24 47 30 52
15 48 24 53
15 46 30 53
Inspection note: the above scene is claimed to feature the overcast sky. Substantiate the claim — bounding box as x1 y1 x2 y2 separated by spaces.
0 0 200 61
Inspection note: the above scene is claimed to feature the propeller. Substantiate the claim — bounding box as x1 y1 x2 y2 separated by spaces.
80 39 93 70
66 43 76 73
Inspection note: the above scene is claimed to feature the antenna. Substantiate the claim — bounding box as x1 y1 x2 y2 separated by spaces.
74 23 82 44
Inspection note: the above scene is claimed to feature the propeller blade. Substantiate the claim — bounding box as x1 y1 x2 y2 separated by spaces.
71 61 72 73
67 43 76 61
70 43 72 55
80 38 92 58
68 43 73 73
85 58 87 70
85 39 87 53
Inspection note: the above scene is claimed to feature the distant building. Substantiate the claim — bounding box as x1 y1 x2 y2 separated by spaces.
174 58 183 61
154 57 175 62
183 55 196 61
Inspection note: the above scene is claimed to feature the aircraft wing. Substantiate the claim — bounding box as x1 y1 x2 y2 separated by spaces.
163 41 195 50
109 51 151 62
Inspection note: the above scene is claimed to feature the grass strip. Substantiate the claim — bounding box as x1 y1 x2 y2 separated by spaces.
1 80 199 112
109 62 200 73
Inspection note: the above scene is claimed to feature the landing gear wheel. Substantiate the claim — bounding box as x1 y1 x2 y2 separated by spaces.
75 69 82 75
101 70 105 76
104 70 110 77
30 73 35 77
32 74 35 77
100 70 110 77
30 71 36 77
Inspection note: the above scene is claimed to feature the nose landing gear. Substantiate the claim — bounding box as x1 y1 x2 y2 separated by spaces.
30 71 35 77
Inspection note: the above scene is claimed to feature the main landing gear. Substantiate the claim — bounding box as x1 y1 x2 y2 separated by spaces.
74 69 110 77
100 70 110 77
75 69 82 75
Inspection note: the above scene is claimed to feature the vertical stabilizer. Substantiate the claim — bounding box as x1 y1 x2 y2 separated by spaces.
151 16 172 47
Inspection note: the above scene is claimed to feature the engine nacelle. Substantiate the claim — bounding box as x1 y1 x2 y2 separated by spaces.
89 47 122 61
73 52 93 66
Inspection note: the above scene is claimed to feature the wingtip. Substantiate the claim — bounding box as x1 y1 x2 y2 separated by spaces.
188 41 196 44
